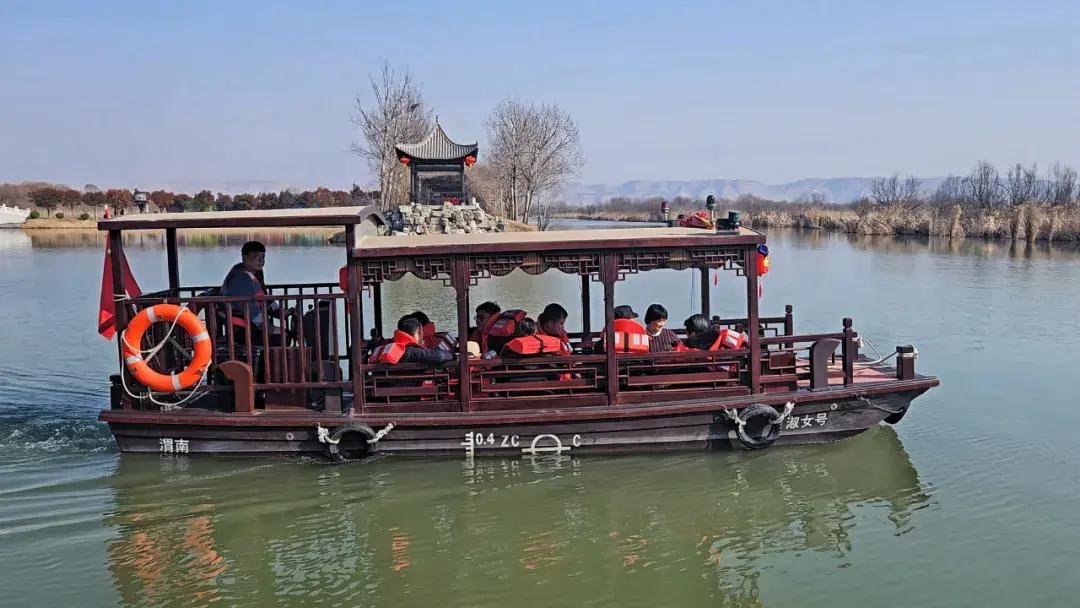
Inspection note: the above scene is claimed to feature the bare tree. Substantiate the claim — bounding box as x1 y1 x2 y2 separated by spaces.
928 175 963 210
869 173 923 210
463 162 507 217
961 161 1004 210
1044 162 1077 207
486 98 584 223
1005 163 1040 207
350 60 432 209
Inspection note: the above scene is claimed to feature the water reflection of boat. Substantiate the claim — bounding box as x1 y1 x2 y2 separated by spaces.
0 228 31 250
96 205 938 460
102 427 930 606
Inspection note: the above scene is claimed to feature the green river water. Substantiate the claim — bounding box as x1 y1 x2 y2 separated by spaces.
1 223 1078 607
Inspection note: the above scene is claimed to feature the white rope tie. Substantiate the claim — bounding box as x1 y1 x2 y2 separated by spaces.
368 422 395 444
315 423 339 444
724 401 794 426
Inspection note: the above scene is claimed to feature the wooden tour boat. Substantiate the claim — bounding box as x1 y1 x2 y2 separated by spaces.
96 205 939 461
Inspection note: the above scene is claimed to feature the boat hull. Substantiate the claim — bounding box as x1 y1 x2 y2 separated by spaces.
102 388 929 459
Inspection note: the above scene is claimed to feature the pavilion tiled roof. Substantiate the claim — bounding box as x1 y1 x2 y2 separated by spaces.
395 120 479 161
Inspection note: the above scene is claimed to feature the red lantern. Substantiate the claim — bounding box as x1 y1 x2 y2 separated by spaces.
756 244 770 276
464 155 476 168
399 156 410 166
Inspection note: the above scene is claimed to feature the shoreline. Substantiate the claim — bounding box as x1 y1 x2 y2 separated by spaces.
556 204 1080 243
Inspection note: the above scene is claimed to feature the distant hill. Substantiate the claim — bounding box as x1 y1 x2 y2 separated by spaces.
565 177 947 205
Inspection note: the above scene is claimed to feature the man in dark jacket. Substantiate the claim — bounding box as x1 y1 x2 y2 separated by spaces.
682 313 720 350
369 316 454 365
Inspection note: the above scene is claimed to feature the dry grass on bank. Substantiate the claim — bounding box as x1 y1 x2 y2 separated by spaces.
559 204 1080 242
21 217 99 229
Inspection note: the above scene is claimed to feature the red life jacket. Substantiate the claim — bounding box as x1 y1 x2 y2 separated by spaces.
678 211 715 230
480 309 527 352
709 329 746 373
418 321 459 352
367 330 419 364
711 329 746 350
539 328 573 356
503 334 565 356
600 319 650 353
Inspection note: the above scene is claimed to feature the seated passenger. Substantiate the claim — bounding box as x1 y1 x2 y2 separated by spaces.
645 304 680 352
680 314 746 351
538 303 573 355
221 240 281 341
479 308 527 358
410 310 457 352
469 301 501 344
367 316 454 365
596 305 649 353
501 318 564 359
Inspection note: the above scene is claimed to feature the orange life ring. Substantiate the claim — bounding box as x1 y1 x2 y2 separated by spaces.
122 303 212 392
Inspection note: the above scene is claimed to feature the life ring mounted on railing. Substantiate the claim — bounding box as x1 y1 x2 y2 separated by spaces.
122 303 212 393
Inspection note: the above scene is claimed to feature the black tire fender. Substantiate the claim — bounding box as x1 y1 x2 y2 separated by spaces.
733 403 783 450
326 422 377 463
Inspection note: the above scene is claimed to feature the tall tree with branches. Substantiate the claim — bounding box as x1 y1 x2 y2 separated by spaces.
350 61 432 209
485 98 584 224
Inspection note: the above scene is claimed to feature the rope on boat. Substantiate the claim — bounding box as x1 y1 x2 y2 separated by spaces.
315 423 339 444
854 336 918 367
316 422 395 445
367 422 395 444
855 395 906 415
724 401 794 427
118 304 208 412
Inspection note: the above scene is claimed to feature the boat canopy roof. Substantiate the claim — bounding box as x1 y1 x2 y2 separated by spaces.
97 206 386 231
353 226 765 258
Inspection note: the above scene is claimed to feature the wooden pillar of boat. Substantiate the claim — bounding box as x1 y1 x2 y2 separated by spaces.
784 304 794 350
700 266 710 317
744 246 760 394
344 225 365 413
372 282 383 338
841 317 854 385
165 228 180 292
108 230 127 331
453 256 472 412
601 253 618 405
580 274 591 341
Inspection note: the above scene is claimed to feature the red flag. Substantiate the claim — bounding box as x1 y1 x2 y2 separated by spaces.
98 241 143 340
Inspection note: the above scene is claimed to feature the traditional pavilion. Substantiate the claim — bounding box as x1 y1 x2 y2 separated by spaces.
394 118 479 205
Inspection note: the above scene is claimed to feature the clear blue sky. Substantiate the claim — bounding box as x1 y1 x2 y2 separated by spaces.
2 0 1078 191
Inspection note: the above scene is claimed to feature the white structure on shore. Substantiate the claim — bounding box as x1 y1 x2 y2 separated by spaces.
0 204 31 227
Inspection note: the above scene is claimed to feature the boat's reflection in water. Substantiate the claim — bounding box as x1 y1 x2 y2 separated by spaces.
104 427 932 607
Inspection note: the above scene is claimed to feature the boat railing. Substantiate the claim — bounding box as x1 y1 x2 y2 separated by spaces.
121 284 356 409
467 355 609 410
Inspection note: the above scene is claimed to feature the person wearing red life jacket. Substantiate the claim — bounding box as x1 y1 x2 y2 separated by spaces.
500 318 564 359
367 316 454 365
596 305 650 354
480 308 527 358
676 313 747 373
678 314 747 351
468 301 501 345
221 240 282 344
537 303 573 356
409 311 458 352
